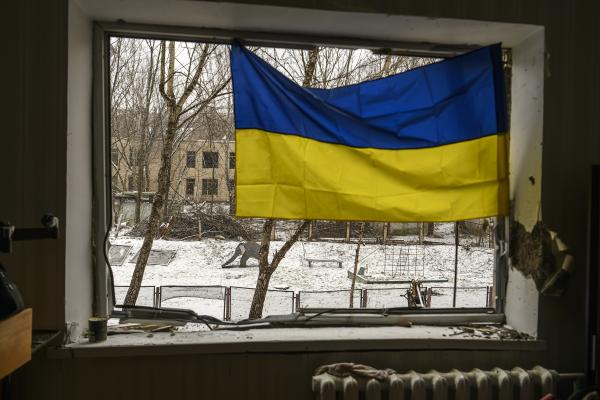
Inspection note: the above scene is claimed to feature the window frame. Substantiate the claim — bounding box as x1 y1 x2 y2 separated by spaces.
93 21 512 324
185 178 196 196
202 151 219 168
186 151 196 168
202 178 219 196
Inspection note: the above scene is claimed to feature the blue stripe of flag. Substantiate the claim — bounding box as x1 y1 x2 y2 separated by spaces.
231 43 506 150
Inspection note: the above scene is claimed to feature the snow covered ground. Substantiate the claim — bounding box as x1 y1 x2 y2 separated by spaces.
110 233 495 319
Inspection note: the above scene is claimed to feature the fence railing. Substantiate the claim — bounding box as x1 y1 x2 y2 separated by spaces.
424 286 494 308
113 285 493 320
114 285 157 307
363 287 410 308
296 289 363 309
228 286 295 321
271 220 495 247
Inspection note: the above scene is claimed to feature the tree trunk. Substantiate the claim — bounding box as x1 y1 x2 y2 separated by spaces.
302 48 319 87
124 112 178 305
248 268 274 319
426 222 435 237
249 219 309 319
134 151 144 223
134 44 157 224
144 163 150 192
122 41 221 305
349 222 364 308
248 219 274 319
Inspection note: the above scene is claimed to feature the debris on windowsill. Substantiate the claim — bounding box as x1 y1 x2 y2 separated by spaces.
107 322 176 335
445 324 533 340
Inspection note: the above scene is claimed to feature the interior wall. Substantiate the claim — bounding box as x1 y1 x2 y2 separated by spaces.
65 0 94 338
0 0 68 330
14 348 546 400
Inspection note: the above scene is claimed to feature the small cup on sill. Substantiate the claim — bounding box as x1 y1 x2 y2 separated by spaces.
88 317 107 342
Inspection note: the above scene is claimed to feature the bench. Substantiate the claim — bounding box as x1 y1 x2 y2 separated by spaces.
306 258 343 268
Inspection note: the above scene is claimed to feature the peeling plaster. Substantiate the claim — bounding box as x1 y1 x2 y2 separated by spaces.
510 221 555 290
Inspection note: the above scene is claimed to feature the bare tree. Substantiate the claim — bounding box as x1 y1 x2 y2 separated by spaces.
110 38 166 227
248 220 310 318
133 41 161 223
124 41 230 305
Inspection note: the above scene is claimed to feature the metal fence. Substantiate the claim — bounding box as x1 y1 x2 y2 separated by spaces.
364 287 410 308
114 285 157 307
283 220 496 247
113 284 493 320
296 289 363 309
228 286 295 320
425 286 493 308
159 285 227 319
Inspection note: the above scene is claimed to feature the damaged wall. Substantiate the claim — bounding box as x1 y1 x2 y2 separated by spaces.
504 28 544 337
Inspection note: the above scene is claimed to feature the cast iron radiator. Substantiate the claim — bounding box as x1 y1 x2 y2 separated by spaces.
312 365 567 400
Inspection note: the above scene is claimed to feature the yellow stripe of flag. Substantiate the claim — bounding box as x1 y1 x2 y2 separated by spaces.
235 129 509 222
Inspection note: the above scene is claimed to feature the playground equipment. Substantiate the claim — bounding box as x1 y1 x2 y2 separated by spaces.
348 243 447 284
383 244 426 279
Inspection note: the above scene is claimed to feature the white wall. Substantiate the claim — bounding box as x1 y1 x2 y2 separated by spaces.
505 29 545 336
65 0 93 338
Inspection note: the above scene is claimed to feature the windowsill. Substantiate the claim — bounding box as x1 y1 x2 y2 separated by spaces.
48 325 545 359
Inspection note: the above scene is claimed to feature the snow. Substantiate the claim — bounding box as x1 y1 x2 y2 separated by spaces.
110 234 495 319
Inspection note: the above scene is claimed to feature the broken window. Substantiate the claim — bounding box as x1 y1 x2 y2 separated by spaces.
186 151 196 168
202 178 218 195
202 151 218 168
186 178 195 196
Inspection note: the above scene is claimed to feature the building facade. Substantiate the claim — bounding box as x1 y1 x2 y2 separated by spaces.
112 137 235 204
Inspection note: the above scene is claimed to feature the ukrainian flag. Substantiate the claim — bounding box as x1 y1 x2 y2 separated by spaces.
231 43 508 222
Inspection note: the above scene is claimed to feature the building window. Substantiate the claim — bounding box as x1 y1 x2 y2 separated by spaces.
202 178 218 195
229 152 236 169
186 151 196 168
127 175 134 191
186 178 195 196
202 151 218 168
228 179 235 191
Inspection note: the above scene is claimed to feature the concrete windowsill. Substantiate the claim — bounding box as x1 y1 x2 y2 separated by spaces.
48 325 545 359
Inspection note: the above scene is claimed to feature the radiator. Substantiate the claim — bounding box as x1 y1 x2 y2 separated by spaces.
312 366 562 400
